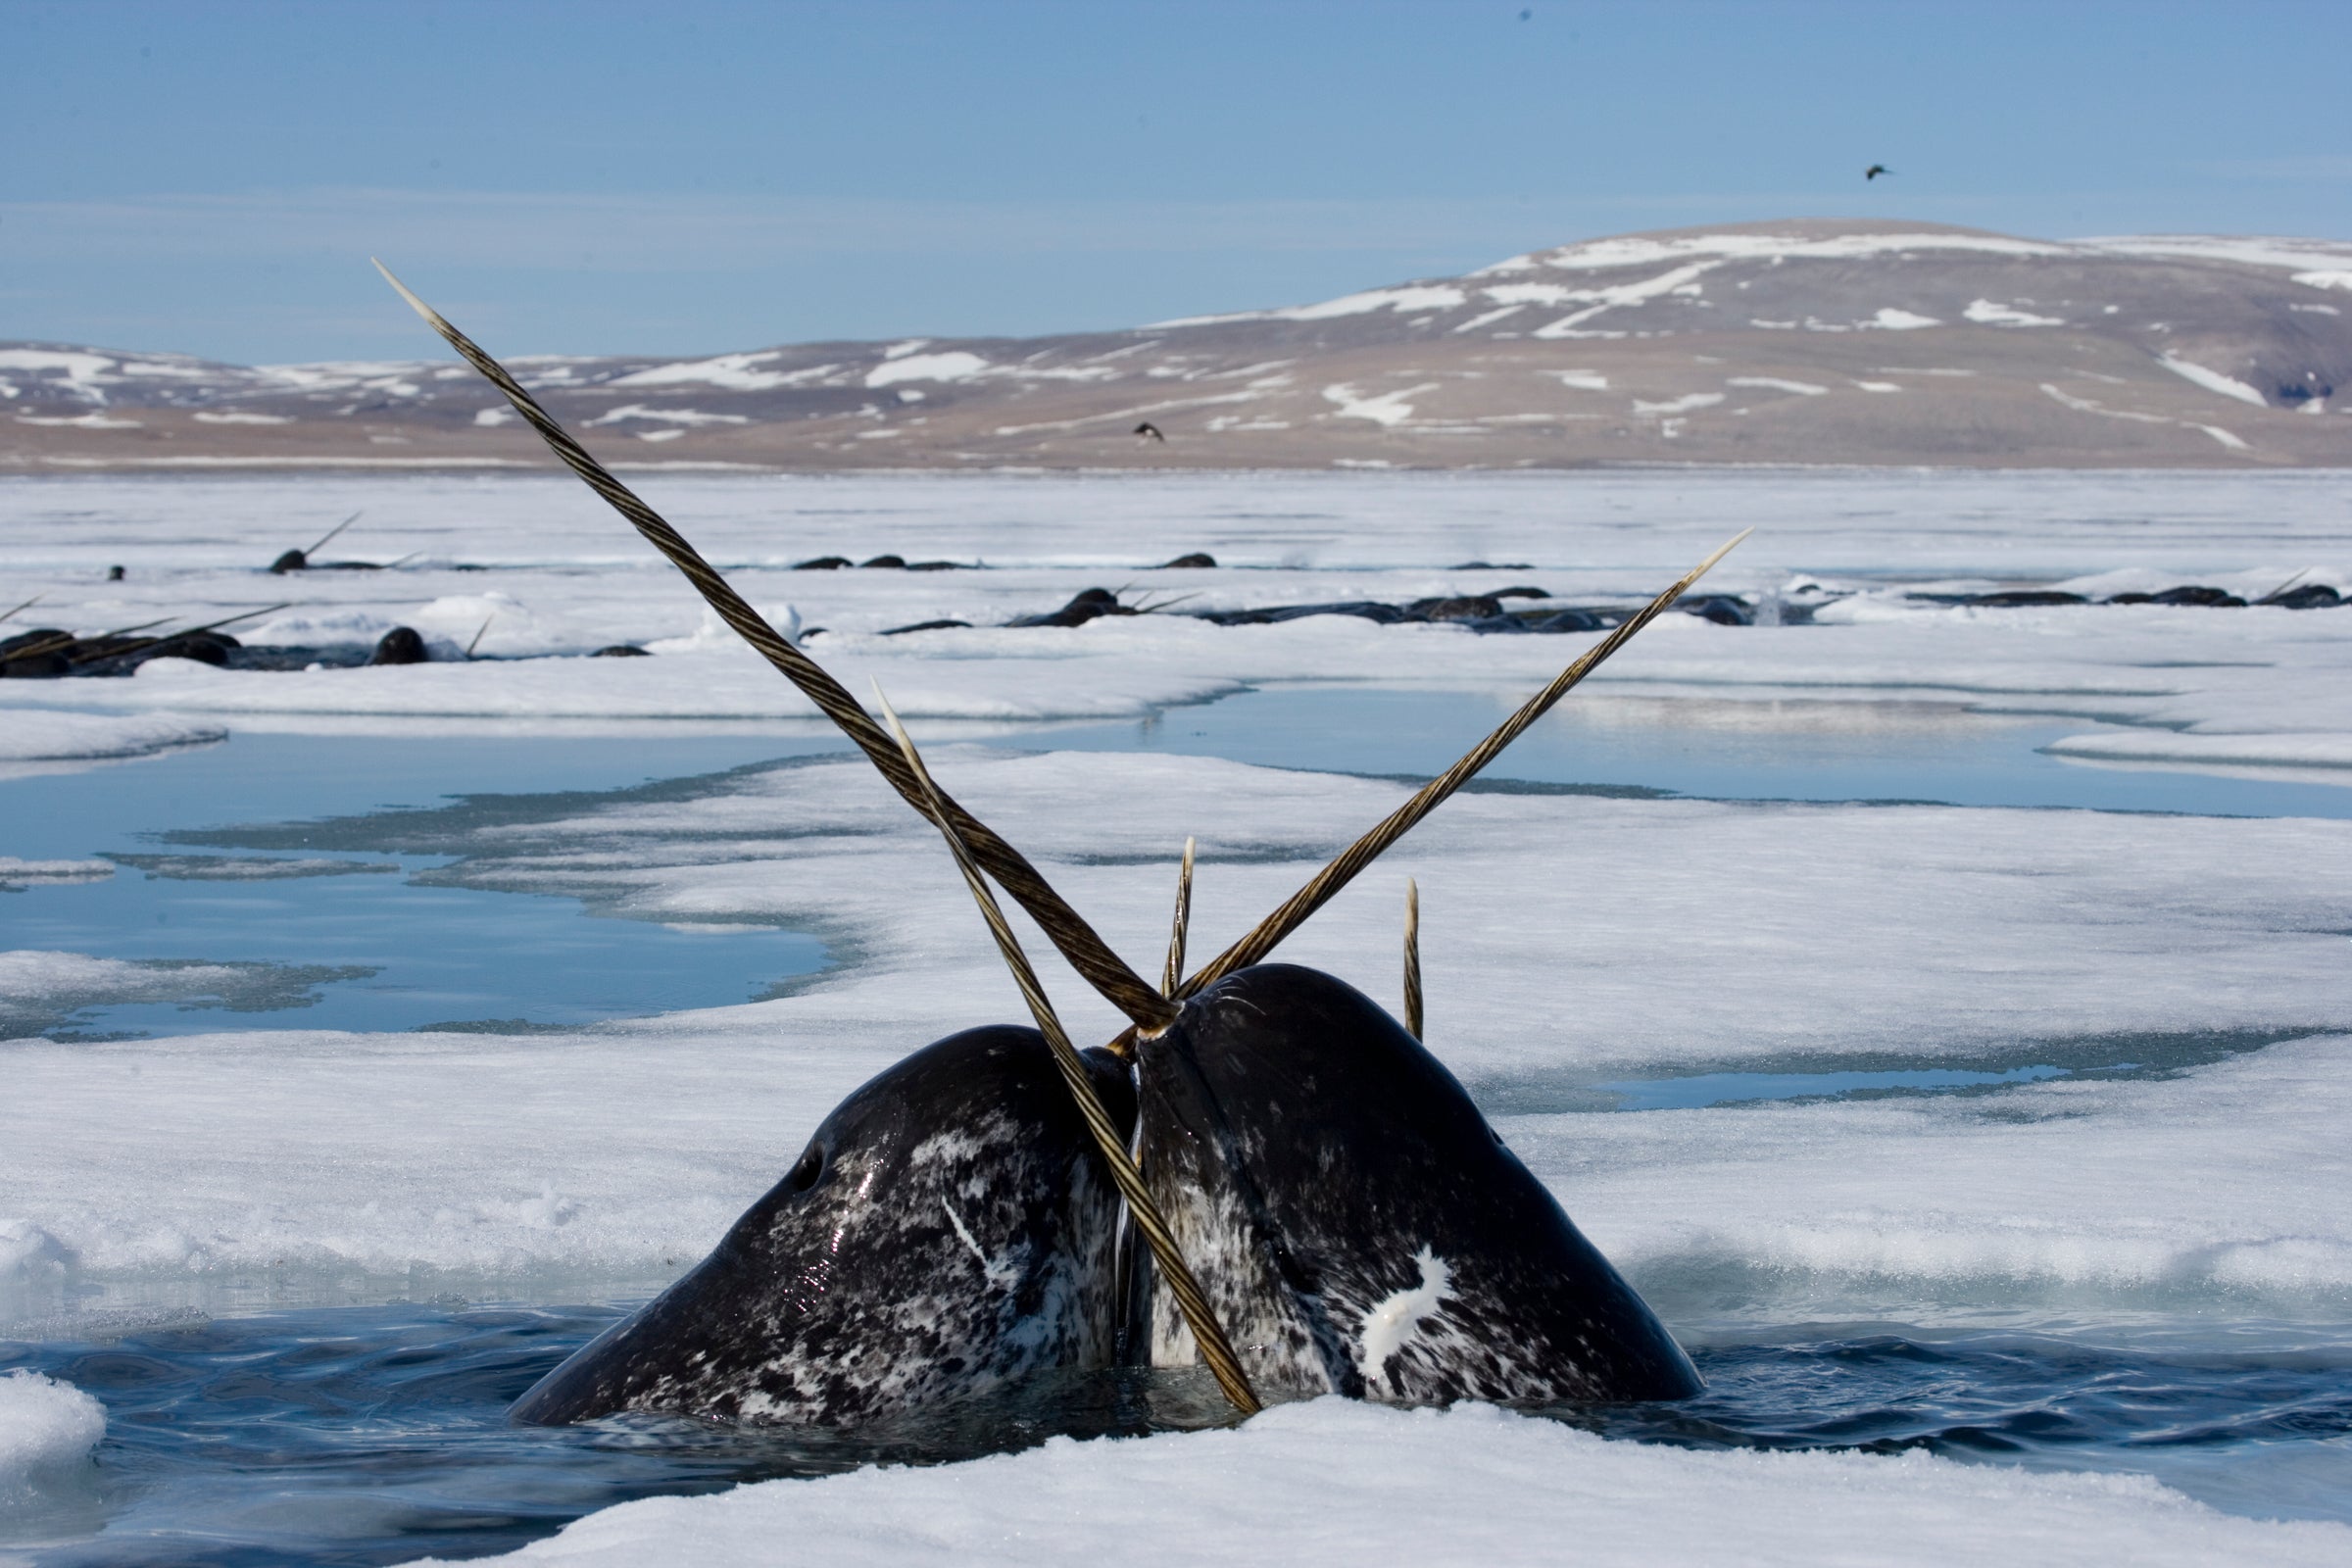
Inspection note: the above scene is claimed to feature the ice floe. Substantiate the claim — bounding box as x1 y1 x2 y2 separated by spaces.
0 1369 105 1509
0 710 225 767
411 1396 2349 1568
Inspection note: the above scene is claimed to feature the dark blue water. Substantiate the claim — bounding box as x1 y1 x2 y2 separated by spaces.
4 1303 2344 1564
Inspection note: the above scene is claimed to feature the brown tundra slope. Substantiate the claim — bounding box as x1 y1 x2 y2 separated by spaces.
6 219 2350 471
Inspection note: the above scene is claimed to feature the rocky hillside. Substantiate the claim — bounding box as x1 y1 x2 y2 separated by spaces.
7 219 2351 470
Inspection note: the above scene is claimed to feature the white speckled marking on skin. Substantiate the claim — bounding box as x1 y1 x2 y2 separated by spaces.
941 1199 989 1269
1358 1247 1454 1389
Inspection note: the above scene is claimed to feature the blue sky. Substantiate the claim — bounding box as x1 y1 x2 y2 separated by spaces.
8 0 2349 363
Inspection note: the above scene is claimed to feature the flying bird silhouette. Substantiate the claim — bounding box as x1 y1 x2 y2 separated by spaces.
1865 164 1892 180
1134 421 1166 443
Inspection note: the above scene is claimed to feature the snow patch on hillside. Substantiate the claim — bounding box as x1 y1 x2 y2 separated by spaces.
1965 299 2065 326
608 353 823 393
1480 229 2071 276
865 353 990 388
2161 355 2270 408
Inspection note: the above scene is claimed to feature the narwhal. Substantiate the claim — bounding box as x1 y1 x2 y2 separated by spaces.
509 1025 1142 1425
379 262 1725 1424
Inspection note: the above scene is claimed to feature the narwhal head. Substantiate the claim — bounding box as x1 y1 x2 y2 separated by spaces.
510 1026 1134 1426
1136 963 1701 1406
382 263 1738 1425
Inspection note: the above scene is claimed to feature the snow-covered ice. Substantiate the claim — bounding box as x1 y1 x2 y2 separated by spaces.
411 1397 2349 1568
0 710 224 776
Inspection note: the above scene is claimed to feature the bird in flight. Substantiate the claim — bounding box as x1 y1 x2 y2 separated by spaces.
1134 421 1166 443
1865 164 1892 180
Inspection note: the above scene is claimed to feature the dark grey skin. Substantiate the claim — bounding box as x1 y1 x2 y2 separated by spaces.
511 1026 1135 1426
1133 963 1700 1405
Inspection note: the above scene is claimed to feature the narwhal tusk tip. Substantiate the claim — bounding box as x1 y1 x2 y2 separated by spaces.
370 258 439 324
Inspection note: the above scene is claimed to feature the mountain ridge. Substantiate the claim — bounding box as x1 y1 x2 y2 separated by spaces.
7 218 2350 470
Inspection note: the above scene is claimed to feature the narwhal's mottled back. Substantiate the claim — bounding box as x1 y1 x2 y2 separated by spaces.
512 1026 1134 1426
1134 963 1700 1405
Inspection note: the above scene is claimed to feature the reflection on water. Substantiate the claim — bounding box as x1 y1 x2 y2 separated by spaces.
1031 687 2352 818
1594 1062 2075 1111
0 733 836 1040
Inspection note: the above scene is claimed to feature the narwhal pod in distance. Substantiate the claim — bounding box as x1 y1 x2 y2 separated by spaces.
1136 963 1702 1404
509 1027 1135 1426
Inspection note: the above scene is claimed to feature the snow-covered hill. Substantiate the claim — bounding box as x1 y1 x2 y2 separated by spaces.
7 220 2351 469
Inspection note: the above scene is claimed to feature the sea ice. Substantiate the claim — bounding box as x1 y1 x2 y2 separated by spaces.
0 710 224 767
6 747 2349 1309
0 1369 105 1508
6 468 2352 1555
405 1397 2351 1568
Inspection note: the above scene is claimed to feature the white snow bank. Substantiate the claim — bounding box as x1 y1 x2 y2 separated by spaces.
0 710 223 763
411 1398 2350 1568
0 1370 105 1505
